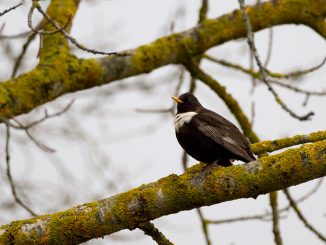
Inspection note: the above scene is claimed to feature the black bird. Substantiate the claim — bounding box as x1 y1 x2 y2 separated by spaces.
172 93 255 166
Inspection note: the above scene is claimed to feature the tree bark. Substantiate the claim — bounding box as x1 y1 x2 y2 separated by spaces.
0 0 325 118
1 139 325 244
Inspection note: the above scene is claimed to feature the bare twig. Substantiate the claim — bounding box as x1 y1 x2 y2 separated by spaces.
138 222 173 245
238 0 314 121
0 23 5 34
197 209 211 245
135 67 185 115
188 0 209 94
32 2 126 56
0 30 31 39
27 3 71 35
0 2 23 17
13 119 55 153
204 55 326 99
4 124 37 216
135 108 173 113
184 59 259 142
204 54 326 81
11 31 38 78
267 56 326 79
206 213 287 225
181 147 211 245
292 178 323 204
19 100 74 130
270 192 283 245
250 101 255 126
284 188 326 242
0 100 74 153
264 28 274 67
268 79 326 96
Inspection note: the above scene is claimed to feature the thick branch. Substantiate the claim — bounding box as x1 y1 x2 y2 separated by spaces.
1 139 326 244
0 0 326 118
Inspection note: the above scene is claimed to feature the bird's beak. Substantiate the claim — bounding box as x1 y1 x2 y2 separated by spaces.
172 96 183 103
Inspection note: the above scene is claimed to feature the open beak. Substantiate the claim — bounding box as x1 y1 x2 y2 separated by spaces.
172 96 183 103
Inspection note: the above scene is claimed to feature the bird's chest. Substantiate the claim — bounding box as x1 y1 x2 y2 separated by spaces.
174 112 198 133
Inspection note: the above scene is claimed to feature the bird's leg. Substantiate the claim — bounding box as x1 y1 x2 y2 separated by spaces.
201 159 222 174
202 158 232 172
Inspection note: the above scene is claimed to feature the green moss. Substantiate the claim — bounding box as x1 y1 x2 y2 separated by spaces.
1 141 326 243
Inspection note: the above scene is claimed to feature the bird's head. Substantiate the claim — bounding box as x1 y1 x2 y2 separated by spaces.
172 93 203 113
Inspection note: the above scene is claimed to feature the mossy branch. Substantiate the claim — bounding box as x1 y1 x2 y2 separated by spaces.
1 137 326 244
1 0 326 118
138 222 173 245
252 130 326 154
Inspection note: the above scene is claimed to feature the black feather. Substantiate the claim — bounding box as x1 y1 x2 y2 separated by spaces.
173 93 256 166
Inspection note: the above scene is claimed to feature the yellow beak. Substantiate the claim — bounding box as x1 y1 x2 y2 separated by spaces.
172 96 183 103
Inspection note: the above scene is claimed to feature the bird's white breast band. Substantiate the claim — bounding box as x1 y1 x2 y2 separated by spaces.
175 112 198 133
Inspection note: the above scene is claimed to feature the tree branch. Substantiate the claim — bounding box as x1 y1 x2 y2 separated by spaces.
252 129 326 154
0 0 325 118
1 138 326 244
284 189 326 242
138 222 173 245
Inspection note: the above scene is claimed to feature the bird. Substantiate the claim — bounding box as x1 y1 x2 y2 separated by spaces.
172 93 256 167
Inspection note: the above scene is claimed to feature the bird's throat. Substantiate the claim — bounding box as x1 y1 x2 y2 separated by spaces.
175 112 198 133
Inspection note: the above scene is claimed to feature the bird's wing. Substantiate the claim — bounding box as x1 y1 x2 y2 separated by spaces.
194 111 255 162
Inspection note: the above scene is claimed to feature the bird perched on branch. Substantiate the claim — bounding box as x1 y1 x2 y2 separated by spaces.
172 93 255 167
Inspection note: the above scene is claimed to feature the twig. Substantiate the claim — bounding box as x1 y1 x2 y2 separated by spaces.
135 108 173 113
181 146 211 245
0 100 74 153
138 222 173 245
13 119 55 153
204 54 326 80
198 0 208 23
0 23 5 35
268 79 326 96
250 101 255 126
11 31 38 78
238 0 314 121
0 30 31 39
32 2 126 56
267 56 326 79
4 124 37 216
206 213 287 225
197 209 211 245
135 67 185 115
188 0 209 94
204 55 326 98
27 3 71 35
249 48 257 92
270 192 283 245
18 100 74 130
0 2 23 17
184 60 259 143
264 28 274 67
294 178 323 204
284 188 326 242
206 54 326 99
182 151 188 171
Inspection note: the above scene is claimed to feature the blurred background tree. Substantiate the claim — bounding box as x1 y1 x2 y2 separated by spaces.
0 0 326 244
